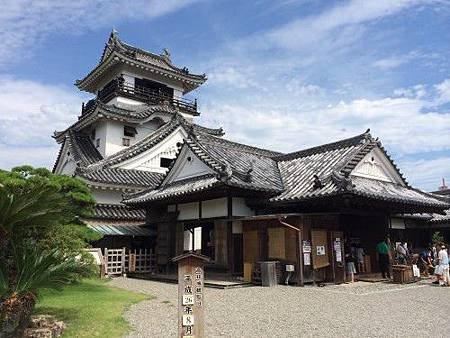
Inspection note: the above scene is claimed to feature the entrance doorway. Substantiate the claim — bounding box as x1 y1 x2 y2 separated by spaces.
340 214 389 276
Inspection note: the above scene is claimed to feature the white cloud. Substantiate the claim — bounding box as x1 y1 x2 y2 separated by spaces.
434 78 450 104
0 76 82 147
0 0 200 66
0 144 59 171
373 57 409 70
201 93 450 156
264 0 420 51
399 157 450 191
394 84 427 99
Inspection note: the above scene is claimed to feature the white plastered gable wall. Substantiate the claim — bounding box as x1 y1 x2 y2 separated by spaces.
54 141 77 176
350 147 405 185
112 126 188 173
163 145 216 185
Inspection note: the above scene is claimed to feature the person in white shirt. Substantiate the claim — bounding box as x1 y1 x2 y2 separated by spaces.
437 245 449 287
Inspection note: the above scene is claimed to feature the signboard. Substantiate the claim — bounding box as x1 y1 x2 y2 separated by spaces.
129 253 136 272
302 240 311 253
303 253 311 266
173 253 209 338
333 239 342 263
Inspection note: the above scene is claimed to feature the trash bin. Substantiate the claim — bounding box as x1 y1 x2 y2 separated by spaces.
261 261 278 287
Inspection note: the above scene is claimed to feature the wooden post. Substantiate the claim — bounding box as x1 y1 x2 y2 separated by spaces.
297 228 304 286
104 248 108 276
129 253 136 273
173 252 209 338
121 247 126 275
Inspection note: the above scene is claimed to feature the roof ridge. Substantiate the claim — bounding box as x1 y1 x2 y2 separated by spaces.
274 130 372 161
198 133 282 157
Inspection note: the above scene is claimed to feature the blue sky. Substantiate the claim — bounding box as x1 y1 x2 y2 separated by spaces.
0 0 449 191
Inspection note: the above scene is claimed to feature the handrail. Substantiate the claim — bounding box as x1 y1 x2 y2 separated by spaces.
95 79 198 114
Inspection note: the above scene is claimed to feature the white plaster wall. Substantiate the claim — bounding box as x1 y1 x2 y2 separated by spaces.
60 158 77 176
116 127 186 172
173 88 183 100
106 96 143 107
202 198 228 218
178 202 199 220
165 147 214 184
54 142 77 175
232 197 255 216
351 148 404 185
94 121 108 157
91 188 124 204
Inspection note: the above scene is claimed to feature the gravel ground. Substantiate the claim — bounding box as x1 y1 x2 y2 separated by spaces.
109 277 449 338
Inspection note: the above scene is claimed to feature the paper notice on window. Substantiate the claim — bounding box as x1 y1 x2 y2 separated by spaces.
316 245 326 256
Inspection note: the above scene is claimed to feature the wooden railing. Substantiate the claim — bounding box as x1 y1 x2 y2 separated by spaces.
96 79 198 115
104 247 156 275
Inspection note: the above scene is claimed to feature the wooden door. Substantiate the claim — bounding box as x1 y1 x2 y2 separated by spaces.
311 229 330 269
233 234 243 275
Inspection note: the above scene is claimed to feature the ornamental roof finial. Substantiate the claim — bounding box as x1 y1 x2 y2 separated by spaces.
160 48 171 63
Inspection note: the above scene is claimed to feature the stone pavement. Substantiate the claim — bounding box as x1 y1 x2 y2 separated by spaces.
109 277 449 338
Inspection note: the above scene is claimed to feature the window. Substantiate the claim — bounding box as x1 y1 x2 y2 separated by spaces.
124 126 137 137
95 138 100 148
160 157 173 168
90 128 96 140
122 138 130 146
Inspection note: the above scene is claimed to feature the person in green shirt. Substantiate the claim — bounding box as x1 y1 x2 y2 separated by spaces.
376 239 391 279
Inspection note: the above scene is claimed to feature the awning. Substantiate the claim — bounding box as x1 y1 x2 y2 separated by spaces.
88 224 156 236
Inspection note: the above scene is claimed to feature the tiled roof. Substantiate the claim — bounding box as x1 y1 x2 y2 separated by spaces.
429 209 450 223
189 133 284 192
271 131 375 202
54 102 224 142
351 176 449 208
92 203 146 221
124 130 448 212
123 132 284 204
67 131 103 165
87 223 155 236
125 174 221 204
76 31 206 93
77 167 163 189
52 131 103 172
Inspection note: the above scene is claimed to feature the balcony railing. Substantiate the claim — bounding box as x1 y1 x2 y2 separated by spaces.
96 79 198 115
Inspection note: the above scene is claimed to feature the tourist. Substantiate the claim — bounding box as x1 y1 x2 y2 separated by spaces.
376 239 391 279
356 245 365 274
419 247 433 277
437 245 449 287
395 242 407 265
345 250 356 283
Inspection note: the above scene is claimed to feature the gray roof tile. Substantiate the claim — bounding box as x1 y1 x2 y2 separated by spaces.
92 203 145 221
77 167 163 189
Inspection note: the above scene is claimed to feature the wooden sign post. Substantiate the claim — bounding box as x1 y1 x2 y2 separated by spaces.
172 252 209 338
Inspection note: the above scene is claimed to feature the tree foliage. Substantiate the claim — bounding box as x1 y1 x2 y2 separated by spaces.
0 166 101 254
0 166 99 337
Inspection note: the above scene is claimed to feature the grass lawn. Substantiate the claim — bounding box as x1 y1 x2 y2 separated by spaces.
35 278 151 338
